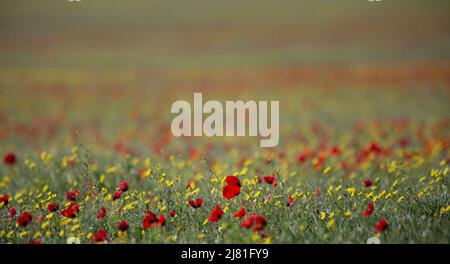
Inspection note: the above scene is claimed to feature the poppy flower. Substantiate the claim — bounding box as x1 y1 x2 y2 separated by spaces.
188 198 203 208
142 211 158 229
17 211 32 227
0 194 9 206
47 203 59 212
119 181 128 192
61 203 79 218
363 179 373 188
3 152 16 165
223 184 241 200
241 214 267 232
363 203 374 217
234 207 246 218
374 218 389 232
225 176 241 187
263 174 277 187
158 214 166 226
93 229 110 243
9 207 16 218
112 191 122 201
66 190 81 201
118 220 129 231
169 210 176 217
209 204 224 222
97 206 107 219
287 196 294 207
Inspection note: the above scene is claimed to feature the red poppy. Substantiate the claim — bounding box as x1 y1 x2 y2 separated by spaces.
158 214 166 226
118 220 129 231
3 152 16 165
263 174 277 187
61 203 79 218
287 196 294 207
119 181 128 192
97 206 107 219
17 211 32 227
169 210 176 217
223 184 241 200
142 211 158 229
363 203 374 217
188 198 203 208
66 190 81 201
209 204 224 222
234 207 246 218
93 229 110 243
9 207 16 218
374 218 389 232
225 176 241 187
241 214 267 232
363 179 373 188
330 146 341 156
47 203 59 212
0 194 9 206
112 191 122 201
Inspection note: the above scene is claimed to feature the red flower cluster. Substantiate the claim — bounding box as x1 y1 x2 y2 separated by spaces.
142 211 166 229
169 210 176 217
209 204 224 222
47 203 59 212
61 203 79 218
375 218 389 232
66 190 81 201
9 207 16 218
3 152 16 165
363 203 374 217
223 176 241 200
17 211 32 227
119 181 129 192
241 214 267 232
188 198 203 208
97 206 107 219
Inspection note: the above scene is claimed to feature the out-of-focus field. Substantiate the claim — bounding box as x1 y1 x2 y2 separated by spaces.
0 0 449 244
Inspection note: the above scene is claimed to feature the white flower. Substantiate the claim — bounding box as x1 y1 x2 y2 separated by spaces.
67 237 81 244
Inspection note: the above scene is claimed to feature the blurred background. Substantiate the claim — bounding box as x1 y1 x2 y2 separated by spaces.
0 0 449 156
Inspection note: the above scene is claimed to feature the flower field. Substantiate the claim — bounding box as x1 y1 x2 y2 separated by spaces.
0 0 449 244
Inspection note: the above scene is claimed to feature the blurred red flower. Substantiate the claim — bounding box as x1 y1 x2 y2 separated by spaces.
234 207 246 218
93 229 110 243
223 176 241 200
47 203 59 213
263 174 277 187
287 196 294 207
118 220 129 231
0 194 9 206
363 203 374 217
3 152 16 165
241 214 267 231
209 204 224 222
363 179 373 188
119 181 128 192
158 214 166 226
66 190 81 201
188 198 203 208
9 207 16 218
61 203 79 218
169 210 176 217
375 218 389 232
97 206 107 219
112 191 122 201
17 211 32 227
